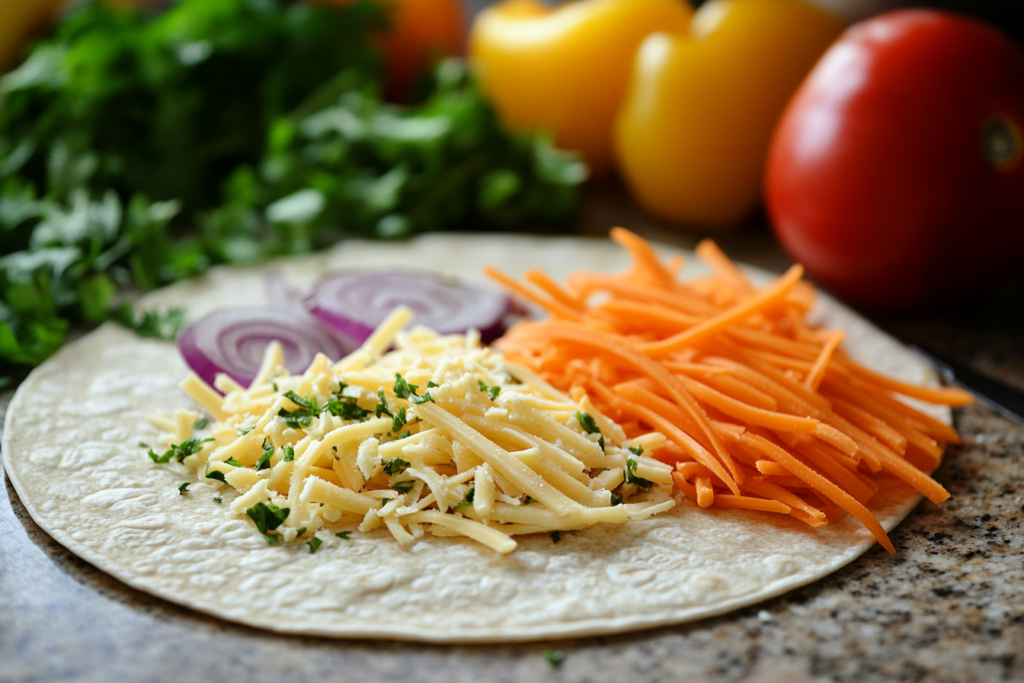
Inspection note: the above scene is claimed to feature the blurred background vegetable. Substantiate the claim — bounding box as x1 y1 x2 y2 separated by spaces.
0 0 585 376
766 9 1024 310
469 0 692 175
615 0 844 228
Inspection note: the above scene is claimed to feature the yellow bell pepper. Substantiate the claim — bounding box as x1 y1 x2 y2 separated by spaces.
615 0 844 227
469 0 692 175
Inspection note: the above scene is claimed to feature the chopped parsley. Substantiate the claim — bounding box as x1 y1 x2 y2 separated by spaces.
193 417 209 430
393 373 418 399
325 395 370 421
225 457 244 468
409 392 434 405
628 445 643 457
238 425 255 435
256 438 274 471
282 391 315 411
550 531 561 544
213 496 222 504
336 531 352 541
178 482 190 495
205 469 227 483
454 487 475 511
610 492 622 506
138 441 148 449
148 437 213 464
282 445 295 462
523 496 534 505
625 457 654 489
392 480 415 493
396 430 412 439
544 649 565 667
307 537 323 554
380 498 393 508
392 405 407 433
245 502 290 544
375 389 392 418
477 379 501 400
382 458 410 476
111 305 187 342
427 381 438 388
575 412 605 452
296 527 307 536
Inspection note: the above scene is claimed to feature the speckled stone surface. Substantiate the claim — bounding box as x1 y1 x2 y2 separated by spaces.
2 206 1023 681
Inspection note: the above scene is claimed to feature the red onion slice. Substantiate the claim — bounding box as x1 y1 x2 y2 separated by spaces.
177 307 359 388
304 271 512 343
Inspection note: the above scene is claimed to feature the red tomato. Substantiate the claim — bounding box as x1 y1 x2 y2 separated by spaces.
766 10 1024 310
312 0 464 101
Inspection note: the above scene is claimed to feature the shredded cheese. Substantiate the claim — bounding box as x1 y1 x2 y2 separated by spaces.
150 307 675 553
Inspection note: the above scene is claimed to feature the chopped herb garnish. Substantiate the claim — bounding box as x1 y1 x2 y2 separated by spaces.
238 425 255 435
575 411 605 452
409 391 434 405
256 438 274 471
628 445 643 456
550 531 561 544
523 496 534 505
296 527 307 536
336 531 352 541
392 405 407 433
282 391 315 411
213 496 222 504
454 487 475 511
396 430 412 439
625 457 654 489
245 501 290 544
178 482 190 495
307 537 323 554
477 379 501 400
282 445 295 462
138 441 148 449
544 649 565 667
194 417 209 430
610 492 622 506
381 498 393 508
148 437 214 464
392 480 415 493
225 457 244 468
325 395 370 421
427 381 438 388
375 389 392 418
271 382 279 392
393 373 418 399
382 458 410 476
205 470 227 483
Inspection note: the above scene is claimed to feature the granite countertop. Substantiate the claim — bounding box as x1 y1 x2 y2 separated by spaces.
2 204 1023 682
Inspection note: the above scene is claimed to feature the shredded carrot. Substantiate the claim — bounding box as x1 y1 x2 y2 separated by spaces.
489 230 968 554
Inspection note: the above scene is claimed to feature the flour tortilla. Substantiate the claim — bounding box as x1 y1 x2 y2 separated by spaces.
2 234 949 642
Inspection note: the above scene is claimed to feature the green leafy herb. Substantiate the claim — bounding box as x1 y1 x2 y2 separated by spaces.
392 480 415 493
628 445 643 457
610 492 622 506
396 430 412 439
0 1 584 377
296 527 307 536
307 537 323 554
544 649 565 667
393 373 417 399
256 438 274 471
375 388 392 418
110 304 186 341
427 381 438 388
550 531 561 544
138 441 148 449
245 501 290 544
282 391 315 411
225 457 244 468
282 445 295 462
194 417 209 430
325 395 369 421
148 437 213 464
178 482 190 495
477 379 501 401
382 458 410 476
575 411 605 452
391 404 407 433
205 469 227 483
213 496 222 504
336 531 352 541
380 498 393 508
625 458 654 490
523 496 533 505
